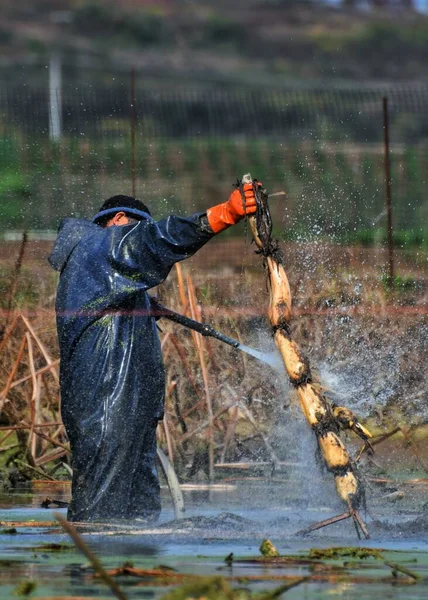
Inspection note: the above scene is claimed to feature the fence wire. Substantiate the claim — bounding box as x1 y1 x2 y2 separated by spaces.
2 84 428 142
0 84 427 239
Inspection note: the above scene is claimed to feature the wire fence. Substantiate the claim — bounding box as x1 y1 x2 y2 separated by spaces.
0 84 427 239
3 84 428 142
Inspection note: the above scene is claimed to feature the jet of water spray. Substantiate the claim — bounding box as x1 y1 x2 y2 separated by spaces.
151 297 284 371
236 343 285 372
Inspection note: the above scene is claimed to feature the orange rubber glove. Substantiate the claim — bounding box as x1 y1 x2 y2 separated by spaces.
206 182 260 234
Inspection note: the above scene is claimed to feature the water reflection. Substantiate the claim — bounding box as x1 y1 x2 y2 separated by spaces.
1 482 428 599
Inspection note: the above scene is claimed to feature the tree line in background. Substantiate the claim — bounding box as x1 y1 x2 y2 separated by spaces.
3 0 428 87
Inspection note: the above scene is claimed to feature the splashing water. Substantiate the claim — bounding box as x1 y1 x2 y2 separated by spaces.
236 343 285 373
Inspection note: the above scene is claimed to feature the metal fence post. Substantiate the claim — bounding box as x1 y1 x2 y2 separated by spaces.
49 53 62 141
130 66 137 197
383 96 395 289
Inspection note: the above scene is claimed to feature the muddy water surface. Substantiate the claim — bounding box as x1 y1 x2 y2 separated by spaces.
1 481 428 599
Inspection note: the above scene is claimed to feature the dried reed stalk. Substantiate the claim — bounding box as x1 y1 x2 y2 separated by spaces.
169 335 202 399
399 426 428 474
0 314 19 355
21 421 70 452
170 379 187 438
163 414 174 465
15 458 57 481
220 404 239 463
0 443 19 453
32 376 42 458
25 332 38 459
21 314 59 383
0 429 14 447
35 448 68 467
179 401 236 444
6 231 28 316
357 427 400 460
55 513 128 600
0 422 63 431
49 423 65 442
175 262 188 313
160 331 171 350
164 379 180 453
187 273 214 480
180 398 207 420
4 359 60 393
0 334 27 401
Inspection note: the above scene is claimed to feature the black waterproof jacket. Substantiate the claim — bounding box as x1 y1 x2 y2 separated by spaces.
49 212 213 521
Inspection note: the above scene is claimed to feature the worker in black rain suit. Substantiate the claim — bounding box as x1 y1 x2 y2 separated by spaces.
49 186 258 522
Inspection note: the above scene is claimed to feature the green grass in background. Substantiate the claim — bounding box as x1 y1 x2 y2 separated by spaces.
0 134 426 246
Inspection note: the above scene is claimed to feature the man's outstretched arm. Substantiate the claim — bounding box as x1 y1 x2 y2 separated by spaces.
110 183 259 288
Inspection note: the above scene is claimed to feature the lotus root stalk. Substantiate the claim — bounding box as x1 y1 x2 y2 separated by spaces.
243 174 372 526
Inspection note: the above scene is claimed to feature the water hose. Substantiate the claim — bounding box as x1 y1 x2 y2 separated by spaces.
149 297 240 349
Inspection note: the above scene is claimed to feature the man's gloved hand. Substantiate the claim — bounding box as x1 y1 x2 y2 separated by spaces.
206 182 260 234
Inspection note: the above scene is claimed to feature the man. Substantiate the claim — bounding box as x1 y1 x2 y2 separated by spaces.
49 184 258 522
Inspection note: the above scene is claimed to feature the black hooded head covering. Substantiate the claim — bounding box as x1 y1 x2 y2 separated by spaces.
93 195 151 225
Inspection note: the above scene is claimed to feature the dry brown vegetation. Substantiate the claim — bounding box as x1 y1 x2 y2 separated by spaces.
0 236 427 494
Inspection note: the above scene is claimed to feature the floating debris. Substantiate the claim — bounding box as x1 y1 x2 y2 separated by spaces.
0 527 17 535
384 560 421 582
259 539 280 558
309 547 383 560
12 580 37 597
380 490 406 502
